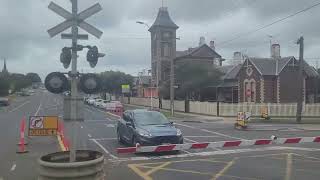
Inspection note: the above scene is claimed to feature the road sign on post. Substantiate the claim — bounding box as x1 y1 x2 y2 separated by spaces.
47 0 103 162
28 116 58 136
122 84 130 94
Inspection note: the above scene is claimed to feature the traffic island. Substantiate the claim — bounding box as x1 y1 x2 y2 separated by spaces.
38 150 105 180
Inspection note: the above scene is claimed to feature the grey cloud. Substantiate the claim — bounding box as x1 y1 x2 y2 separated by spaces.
1 0 320 79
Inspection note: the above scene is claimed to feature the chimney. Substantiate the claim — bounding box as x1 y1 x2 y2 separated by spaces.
271 44 281 59
209 41 215 50
233 52 242 65
199 36 206 46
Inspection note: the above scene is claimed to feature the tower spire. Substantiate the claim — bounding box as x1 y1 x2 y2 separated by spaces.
2 58 8 75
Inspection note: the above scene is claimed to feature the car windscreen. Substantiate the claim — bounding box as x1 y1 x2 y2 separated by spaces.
134 111 170 126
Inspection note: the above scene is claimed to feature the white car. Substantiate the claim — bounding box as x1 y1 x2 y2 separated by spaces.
98 100 110 108
93 99 104 107
87 98 97 105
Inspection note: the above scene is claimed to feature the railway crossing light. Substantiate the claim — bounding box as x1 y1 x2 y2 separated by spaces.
86 46 105 68
79 73 101 94
60 47 72 69
45 72 68 94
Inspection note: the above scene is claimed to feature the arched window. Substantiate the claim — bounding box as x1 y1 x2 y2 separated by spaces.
243 79 256 102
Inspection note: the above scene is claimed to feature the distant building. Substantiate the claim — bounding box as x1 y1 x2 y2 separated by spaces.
218 44 319 103
132 76 158 98
1 59 9 77
149 7 224 87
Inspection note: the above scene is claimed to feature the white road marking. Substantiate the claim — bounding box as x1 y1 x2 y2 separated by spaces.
34 102 42 116
109 146 303 162
184 137 198 143
80 126 84 129
184 135 220 138
175 123 247 140
104 124 115 128
91 139 118 159
89 138 117 141
85 107 114 122
88 134 92 138
10 164 16 171
181 150 191 154
8 101 30 113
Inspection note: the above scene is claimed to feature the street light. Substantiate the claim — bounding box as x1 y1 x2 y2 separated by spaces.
136 21 150 28
137 20 159 109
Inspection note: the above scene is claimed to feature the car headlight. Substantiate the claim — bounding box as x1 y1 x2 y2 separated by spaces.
176 129 182 136
138 130 152 137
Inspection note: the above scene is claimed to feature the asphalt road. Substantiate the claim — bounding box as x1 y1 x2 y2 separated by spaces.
1 91 320 180
0 90 62 180
77 103 320 180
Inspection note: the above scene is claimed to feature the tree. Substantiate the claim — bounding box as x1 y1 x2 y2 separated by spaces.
162 63 223 101
99 71 134 96
26 73 42 83
9 73 32 92
0 76 10 96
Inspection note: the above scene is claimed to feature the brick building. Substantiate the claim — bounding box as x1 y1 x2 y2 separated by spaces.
149 7 223 87
218 44 319 103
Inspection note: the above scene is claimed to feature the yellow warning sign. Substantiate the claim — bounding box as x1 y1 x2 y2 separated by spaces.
28 116 58 136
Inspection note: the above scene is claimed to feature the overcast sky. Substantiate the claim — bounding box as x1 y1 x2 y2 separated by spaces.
1 0 320 80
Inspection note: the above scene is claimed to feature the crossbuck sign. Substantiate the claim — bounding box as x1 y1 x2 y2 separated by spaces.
47 1 103 39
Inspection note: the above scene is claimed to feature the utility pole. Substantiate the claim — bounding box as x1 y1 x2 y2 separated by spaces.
316 61 319 103
296 36 304 123
69 0 79 162
170 55 175 116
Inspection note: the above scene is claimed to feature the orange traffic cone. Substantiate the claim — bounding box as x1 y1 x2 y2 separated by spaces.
17 117 28 153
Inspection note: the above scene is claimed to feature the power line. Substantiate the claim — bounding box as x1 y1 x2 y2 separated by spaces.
218 1 320 47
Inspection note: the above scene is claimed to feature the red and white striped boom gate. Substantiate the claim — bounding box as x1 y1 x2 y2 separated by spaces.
117 136 320 154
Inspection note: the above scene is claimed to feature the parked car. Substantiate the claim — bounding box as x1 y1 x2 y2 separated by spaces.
98 100 111 108
0 97 10 106
93 99 104 107
117 109 183 146
87 98 97 105
63 91 71 96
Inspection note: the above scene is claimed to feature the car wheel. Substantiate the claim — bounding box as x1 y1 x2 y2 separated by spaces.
117 130 124 144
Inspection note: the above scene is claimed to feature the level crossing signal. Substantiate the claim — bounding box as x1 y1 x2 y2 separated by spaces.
45 72 68 94
60 47 72 69
86 46 105 68
79 73 101 94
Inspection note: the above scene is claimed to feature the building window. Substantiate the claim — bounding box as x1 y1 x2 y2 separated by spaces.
152 41 157 57
162 32 172 40
244 79 256 102
161 43 170 57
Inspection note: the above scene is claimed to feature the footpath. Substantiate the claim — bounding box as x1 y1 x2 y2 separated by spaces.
122 103 320 130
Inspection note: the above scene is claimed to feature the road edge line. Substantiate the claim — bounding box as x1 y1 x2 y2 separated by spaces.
57 135 66 151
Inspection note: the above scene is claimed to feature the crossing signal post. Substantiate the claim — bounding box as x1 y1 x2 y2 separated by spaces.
46 0 104 162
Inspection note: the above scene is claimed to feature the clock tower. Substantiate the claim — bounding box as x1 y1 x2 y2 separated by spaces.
149 7 179 87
